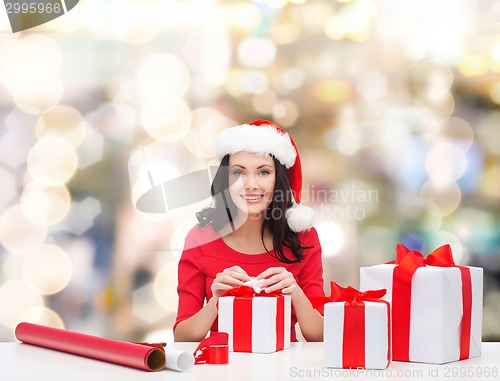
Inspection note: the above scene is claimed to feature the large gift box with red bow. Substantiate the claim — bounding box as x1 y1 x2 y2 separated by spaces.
360 244 483 364
311 282 390 369
218 286 291 353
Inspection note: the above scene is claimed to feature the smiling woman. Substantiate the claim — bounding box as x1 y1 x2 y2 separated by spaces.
173 120 324 344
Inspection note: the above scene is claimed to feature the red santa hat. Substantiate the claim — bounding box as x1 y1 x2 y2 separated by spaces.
216 119 315 232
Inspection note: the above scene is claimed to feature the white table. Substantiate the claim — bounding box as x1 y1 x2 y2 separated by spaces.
1 342 499 381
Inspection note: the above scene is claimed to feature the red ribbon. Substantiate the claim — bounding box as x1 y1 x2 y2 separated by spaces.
193 332 229 364
220 286 285 352
311 282 390 369
389 244 472 361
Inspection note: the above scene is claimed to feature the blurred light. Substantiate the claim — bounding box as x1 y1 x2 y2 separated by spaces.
420 180 462 216
433 117 474 152
400 198 443 232
140 95 191 142
230 2 261 29
315 221 346 257
0 36 61 90
272 100 299 127
0 167 16 210
270 23 302 45
153 263 178 312
0 205 47 254
252 90 279 115
76 125 104 169
169 218 200 252
0 36 63 113
327 106 361 156
411 61 454 103
313 80 353 104
185 108 235 158
477 111 500 155
22 244 72 295
27 136 78 185
238 38 277 68
20 182 71 227
36 105 87 148
129 152 179 212
109 0 159 44
132 282 170 324
2 252 24 280
359 226 399 264
85 102 137 144
291 1 334 32
236 70 269 94
356 69 387 100
0 279 44 329
253 0 287 8
11 75 63 115
17 307 65 330
182 28 231 86
458 54 489 77
59 197 101 236
489 40 500 67
275 67 305 93
446 208 496 254
324 15 346 40
479 164 500 200
423 231 464 264
64 237 95 286
489 82 500 104
425 142 467 185
137 54 190 97
0 108 37 168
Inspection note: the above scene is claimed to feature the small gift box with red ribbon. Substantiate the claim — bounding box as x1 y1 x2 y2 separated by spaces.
360 244 483 364
218 285 291 353
310 281 390 369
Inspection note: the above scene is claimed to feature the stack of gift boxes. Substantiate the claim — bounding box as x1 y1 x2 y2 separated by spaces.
217 244 483 370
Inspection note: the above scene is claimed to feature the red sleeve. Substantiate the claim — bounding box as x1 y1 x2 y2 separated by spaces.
173 227 207 332
297 227 325 315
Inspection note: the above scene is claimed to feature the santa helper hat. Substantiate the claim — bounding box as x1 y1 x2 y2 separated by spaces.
216 119 315 232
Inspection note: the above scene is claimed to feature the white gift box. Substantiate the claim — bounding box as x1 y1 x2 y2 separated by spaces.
324 301 390 369
360 264 483 364
218 295 291 353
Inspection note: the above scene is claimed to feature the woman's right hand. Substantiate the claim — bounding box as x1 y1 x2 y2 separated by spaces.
211 265 251 300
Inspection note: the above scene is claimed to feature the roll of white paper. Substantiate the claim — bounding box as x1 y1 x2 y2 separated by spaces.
164 346 195 372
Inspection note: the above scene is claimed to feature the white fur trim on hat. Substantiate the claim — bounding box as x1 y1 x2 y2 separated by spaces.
286 203 316 232
216 124 297 168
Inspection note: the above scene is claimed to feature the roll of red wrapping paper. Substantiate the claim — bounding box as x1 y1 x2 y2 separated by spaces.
15 322 166 371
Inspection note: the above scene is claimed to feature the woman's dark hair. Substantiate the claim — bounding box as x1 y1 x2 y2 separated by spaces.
196 154 312 263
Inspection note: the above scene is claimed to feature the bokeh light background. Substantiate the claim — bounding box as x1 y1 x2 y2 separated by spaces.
1 0 500 343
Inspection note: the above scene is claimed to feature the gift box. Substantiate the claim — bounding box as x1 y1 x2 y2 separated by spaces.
218 286 291 353
360 244 483 364
311 282 390 369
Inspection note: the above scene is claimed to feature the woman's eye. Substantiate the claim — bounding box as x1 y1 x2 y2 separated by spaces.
232 170 243 177
259 170 270 175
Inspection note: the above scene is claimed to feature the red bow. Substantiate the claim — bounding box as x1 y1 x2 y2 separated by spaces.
389 243 456 270
220 285 283 298
219 285 286 352
310 281 389 369
310 281 386 309
389 244 472 362
193 332 229 364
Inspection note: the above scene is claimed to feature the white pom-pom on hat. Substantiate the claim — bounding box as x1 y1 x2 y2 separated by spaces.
286 203 316 233
216 119 315 232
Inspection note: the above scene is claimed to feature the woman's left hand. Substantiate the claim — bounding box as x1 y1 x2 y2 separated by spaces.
256 267 300 296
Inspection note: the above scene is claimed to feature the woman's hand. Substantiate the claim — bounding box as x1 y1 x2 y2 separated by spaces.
211 265 250 299
256 267 300 296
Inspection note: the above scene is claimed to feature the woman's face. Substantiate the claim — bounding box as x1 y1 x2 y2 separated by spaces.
228 151 276 219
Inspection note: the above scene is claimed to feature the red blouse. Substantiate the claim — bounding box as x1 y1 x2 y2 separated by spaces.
174 224 324 342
